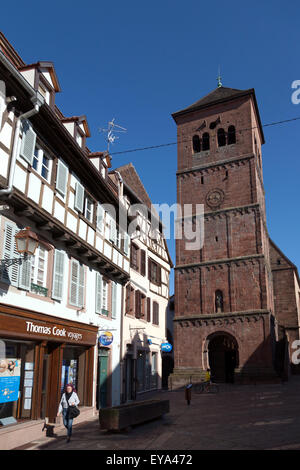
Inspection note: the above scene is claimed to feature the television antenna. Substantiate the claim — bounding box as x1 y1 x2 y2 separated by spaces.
99 118 127 152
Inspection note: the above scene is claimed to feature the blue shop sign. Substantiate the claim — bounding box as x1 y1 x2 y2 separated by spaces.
99 332 113 346
161 342 172 352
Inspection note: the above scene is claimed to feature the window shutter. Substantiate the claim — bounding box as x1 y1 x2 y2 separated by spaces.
1 222 19 286
135 290 141 318
112 282 117 319
153 301 159 325
140 250 146 276
148 257 152 281
125 285 131 314
18 254 31 291
69 260 79 306
109 215 117 244
147 297 151 322
20 120 36 165
158 266 162 285
78 263 85 308
95 272 102 314
96 203 104 232
74 182 84 212
52 250 65 301
56 160 68 196
124 232 129 256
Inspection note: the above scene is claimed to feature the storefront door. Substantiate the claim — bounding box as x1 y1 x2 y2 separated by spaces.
97 349 109 409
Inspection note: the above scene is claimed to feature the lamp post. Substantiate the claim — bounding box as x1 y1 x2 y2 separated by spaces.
0 227 39 268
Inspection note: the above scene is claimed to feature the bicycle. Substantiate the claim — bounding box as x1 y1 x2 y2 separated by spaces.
194 381 219 394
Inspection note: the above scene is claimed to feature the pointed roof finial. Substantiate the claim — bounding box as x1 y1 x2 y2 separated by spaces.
217 65 222 88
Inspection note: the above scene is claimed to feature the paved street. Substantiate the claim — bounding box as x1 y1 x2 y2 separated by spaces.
15 377 300 450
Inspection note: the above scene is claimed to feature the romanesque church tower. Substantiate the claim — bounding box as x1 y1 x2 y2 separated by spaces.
170 85 279 385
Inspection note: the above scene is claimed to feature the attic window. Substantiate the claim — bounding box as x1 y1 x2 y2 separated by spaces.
277 259 281 265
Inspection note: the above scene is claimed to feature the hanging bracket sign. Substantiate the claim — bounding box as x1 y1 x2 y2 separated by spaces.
99 332 113 347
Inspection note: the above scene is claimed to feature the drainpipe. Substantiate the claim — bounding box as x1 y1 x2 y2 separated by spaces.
0 98 42 197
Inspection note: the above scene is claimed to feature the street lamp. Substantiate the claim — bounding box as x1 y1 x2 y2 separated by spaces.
0 227 38 268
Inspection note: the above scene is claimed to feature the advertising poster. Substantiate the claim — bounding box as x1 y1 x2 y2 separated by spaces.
0 359 21 403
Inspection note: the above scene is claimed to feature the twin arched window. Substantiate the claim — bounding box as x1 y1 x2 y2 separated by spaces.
218 125 236 147
192 133 210 153
193 126 236 153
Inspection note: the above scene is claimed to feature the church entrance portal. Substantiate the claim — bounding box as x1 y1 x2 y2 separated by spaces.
208 334 238 383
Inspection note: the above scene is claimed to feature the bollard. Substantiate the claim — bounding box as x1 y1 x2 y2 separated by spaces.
185 383 192 405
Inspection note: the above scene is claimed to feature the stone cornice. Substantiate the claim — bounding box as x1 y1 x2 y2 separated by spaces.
178 203 260 221
175 254 264 271
176 153 254 176
174 309 271 326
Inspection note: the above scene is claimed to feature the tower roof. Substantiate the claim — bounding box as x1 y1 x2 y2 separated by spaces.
172 86 265 144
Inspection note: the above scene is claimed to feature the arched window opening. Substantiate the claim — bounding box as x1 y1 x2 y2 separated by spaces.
192 135 201 153
202 132 210 151
227 125 236 145
215 290 224 313
217 128 226 147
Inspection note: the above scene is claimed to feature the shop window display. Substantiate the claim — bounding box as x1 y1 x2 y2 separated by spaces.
0 339 35 423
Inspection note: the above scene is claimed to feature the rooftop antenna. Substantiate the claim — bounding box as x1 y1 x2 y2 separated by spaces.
99 118 127 153
217 65 222 88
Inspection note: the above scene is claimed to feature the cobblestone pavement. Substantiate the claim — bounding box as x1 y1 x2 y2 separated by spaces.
14 377 300 450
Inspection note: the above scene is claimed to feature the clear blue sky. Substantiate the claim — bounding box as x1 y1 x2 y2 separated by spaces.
2 0 300 294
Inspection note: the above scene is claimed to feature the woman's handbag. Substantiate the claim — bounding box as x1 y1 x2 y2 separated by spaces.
68 405 80 419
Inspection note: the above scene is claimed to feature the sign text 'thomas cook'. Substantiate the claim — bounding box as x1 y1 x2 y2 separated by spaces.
26 321 83 341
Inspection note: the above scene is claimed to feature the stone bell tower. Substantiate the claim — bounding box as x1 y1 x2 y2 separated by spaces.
170 84 279 385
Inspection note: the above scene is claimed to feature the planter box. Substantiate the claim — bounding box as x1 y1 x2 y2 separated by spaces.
99 399 169 431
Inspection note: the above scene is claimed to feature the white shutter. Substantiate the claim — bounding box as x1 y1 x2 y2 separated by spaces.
124 232 130 256
78 263 85 308
74 182 84 212
20 120 36 165
18 255 31 291
109 215 116 244
56 160 68 196
96 203 104 232
95 272 102 314
111 281 117 319
69 260 79 306
52 250 65 301
1 222 19 286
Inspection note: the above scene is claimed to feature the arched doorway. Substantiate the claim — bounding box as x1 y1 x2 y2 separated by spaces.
208 333 239 383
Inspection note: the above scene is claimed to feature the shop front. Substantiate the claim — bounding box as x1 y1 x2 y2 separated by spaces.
0 304 98 429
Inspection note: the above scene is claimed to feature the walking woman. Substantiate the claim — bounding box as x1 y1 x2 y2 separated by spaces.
57 383 80 442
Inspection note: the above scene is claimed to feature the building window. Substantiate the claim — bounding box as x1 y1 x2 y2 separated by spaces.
148 258 161 285
215 290 224 313
130 243 139 271
202 132 210 151
192 135 201 153
227 125 236 145
153 301 159 325
84 195 93 222
30 245 49 295
32 145 52 182
217 128 226 147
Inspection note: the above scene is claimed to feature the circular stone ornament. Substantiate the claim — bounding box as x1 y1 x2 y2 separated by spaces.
206 189 225 209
